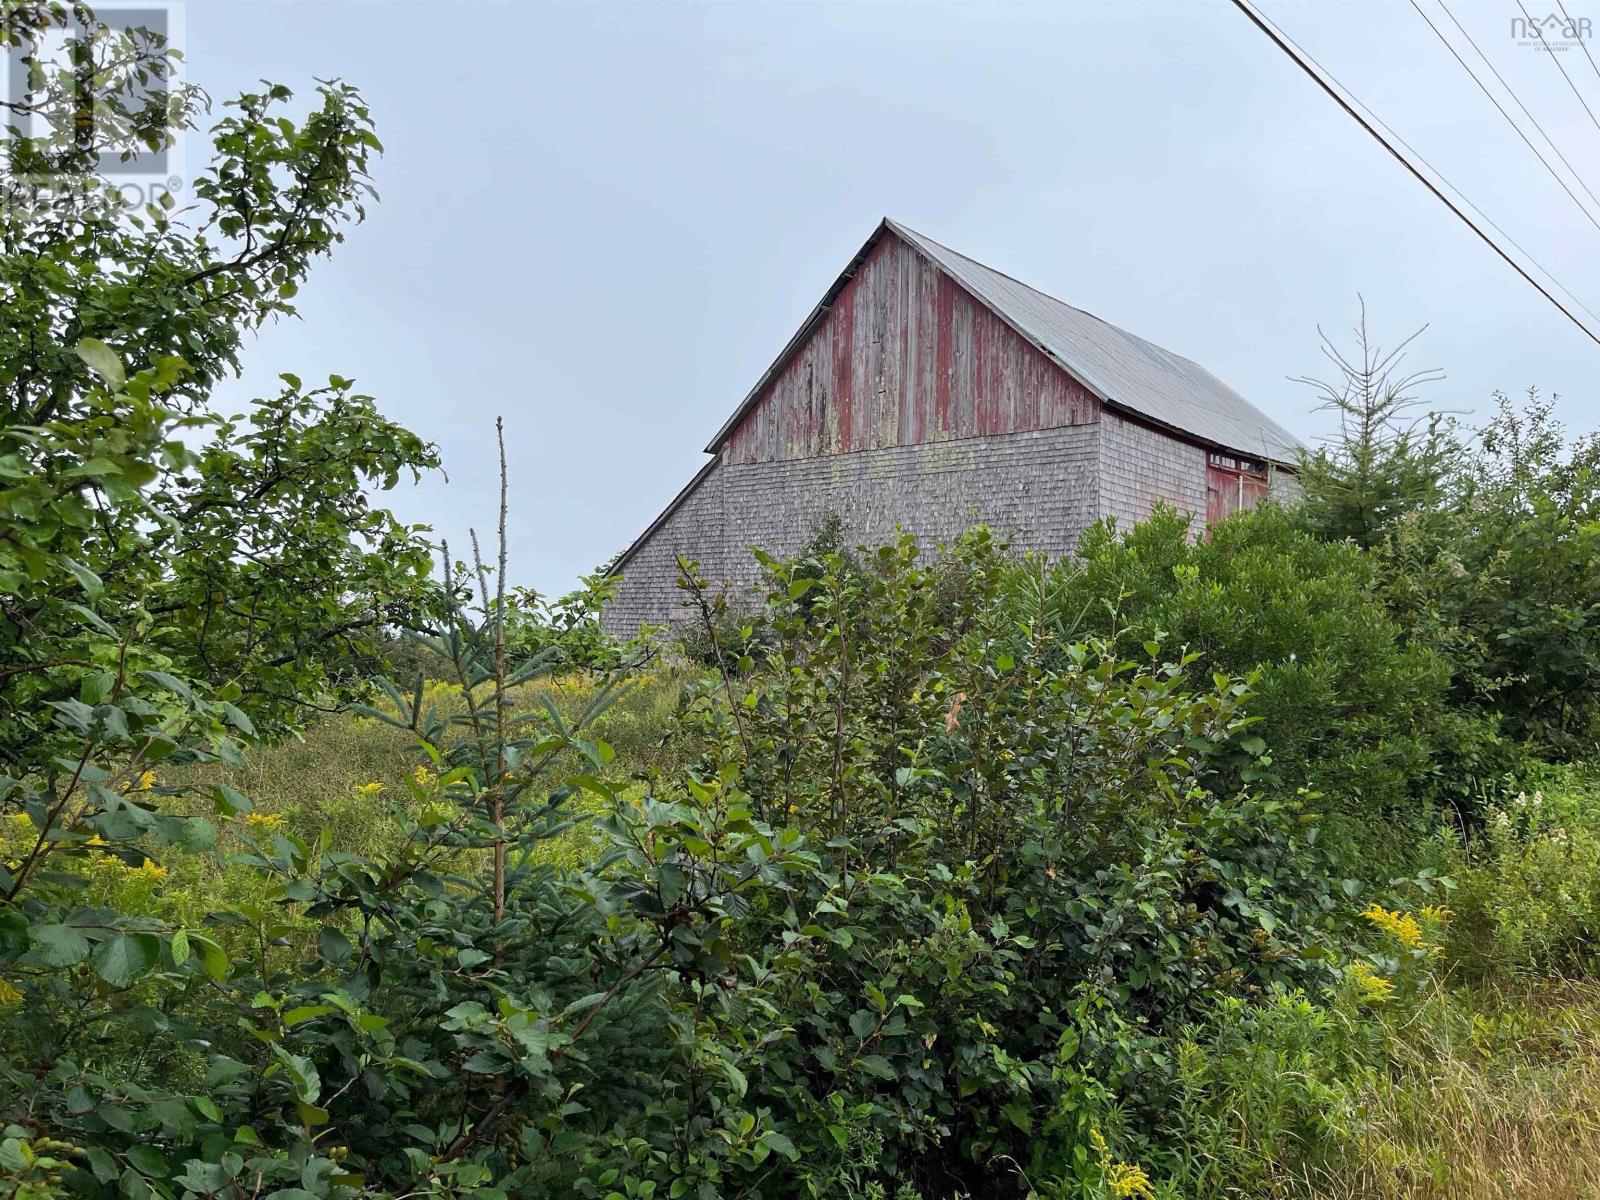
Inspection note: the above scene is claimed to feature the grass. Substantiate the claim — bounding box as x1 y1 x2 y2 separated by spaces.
1314 977 1600 1200
158 669 688 857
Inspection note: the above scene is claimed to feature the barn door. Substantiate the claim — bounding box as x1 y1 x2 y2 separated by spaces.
1205 452 1269 530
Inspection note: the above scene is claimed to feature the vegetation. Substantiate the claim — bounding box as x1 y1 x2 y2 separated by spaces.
5 7 1600 1199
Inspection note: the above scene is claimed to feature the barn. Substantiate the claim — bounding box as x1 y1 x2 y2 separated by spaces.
602 218 1301 636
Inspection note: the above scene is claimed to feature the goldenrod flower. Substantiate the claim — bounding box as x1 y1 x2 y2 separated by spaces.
1348 961 1394 1004
244 813 286 834
354 782 384 797
134 770 156 791
1107 1161 1155 1199
1360 903 1425 949
134 861 166 881
411 765 437 787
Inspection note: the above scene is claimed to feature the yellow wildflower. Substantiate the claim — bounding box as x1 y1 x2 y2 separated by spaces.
0 977 21 1007
134 770 156 791
1107 1162 1155 1200
244 812 287 834
7 812 33 831
133 861 166 881
354 782 385 797
1421 904 1452 926
1348 961 1394 1004
411 765 437 787
1360 903 1425 949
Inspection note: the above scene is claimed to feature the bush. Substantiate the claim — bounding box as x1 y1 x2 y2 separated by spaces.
1376 392 1600 759
2 521 1393 1200
1052 503 1453 828
1445 765 1600 975
666 530 1359 1196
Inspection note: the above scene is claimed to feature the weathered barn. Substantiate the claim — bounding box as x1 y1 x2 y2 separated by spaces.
602 219 1300 636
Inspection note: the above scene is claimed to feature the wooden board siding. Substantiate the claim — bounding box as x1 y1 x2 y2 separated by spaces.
724 232 1099 465
1205 453 1271 526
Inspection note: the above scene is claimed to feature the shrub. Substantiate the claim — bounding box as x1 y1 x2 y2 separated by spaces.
501 574 626 671
1052 503 1452 827
669 531 1357 1196
1445 765 1600 974
1376 392 1600 759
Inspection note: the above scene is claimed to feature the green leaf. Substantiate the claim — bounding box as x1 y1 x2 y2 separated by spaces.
141 670 195 701
190 936 228 983
59 556 104 596
212 784 253 815
283 1004 335 1027
75 337 127 389
91 932 159 987
758 1130 798 1161
29 923 91 966
318 926 353 963
220 702 256 736
271 1045 321 1103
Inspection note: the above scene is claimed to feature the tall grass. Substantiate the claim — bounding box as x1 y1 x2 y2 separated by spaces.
1326 979 1600 1199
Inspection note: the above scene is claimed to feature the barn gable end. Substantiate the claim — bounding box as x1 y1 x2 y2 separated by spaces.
723 229 1100 464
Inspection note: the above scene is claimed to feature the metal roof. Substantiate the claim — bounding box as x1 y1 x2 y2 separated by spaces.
882 220 1302 464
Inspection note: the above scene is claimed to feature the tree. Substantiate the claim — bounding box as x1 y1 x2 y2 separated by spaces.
1379 390 1600 756
1293 302 1458 547
1 0 440 983
1 0 443 776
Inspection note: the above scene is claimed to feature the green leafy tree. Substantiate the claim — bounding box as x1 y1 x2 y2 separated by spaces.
1 1 442 769
1379 390 1600 756
0 0 439 1142
1059 503 1452 824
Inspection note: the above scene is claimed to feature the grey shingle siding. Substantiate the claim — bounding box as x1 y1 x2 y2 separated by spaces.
603 460 725 636
603 424 1100 637
1098 411 1208 529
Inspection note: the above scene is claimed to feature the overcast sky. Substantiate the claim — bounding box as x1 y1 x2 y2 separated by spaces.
188 0 1600 595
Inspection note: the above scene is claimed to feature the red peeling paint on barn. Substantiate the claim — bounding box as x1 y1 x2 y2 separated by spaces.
724 232 1100 465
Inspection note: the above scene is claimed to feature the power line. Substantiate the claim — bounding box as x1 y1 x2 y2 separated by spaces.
1519 0 1600 136
1554 0 1600 90
1256 1 1600 330
1227 0 1600 350
1422 0 1600 225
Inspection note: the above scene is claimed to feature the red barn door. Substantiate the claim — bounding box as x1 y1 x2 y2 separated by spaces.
1205 452 1270 529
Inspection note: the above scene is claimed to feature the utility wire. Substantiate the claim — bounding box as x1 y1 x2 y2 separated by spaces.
1227 0 1600 350
1554 0 1600 90
1423 0 1600 223
1260 1 1600 329
1519 0 1600 136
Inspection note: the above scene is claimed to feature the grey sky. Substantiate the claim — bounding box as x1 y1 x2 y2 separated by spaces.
190 0 1600 595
